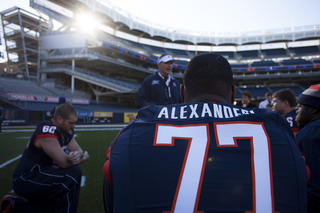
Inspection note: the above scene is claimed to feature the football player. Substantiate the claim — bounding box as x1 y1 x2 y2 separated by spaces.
103 53 308 213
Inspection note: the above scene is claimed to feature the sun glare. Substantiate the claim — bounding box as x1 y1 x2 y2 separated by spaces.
76 13 98 33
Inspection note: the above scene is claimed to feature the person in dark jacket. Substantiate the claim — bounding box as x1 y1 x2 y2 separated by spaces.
296 84 320 213
137 54 180 109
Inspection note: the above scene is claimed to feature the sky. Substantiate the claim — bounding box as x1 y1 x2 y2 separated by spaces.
0 0 319 33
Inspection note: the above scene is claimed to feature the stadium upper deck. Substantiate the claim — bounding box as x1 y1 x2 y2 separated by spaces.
43 0 320 45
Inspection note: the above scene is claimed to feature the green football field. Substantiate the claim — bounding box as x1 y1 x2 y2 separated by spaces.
0 127 122 213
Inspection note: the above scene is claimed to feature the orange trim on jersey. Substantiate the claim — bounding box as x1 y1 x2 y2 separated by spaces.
292 127 299 132
103 147 112 184
103 128 125 185
33 133 58 149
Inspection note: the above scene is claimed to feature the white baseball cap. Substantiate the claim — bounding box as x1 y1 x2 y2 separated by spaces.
158 54 174 64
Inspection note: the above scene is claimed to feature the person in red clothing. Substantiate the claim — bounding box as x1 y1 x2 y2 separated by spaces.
272 88 299 137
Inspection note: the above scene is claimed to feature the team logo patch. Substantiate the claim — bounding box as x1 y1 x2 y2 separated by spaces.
173 82 176 87
151 80 160 85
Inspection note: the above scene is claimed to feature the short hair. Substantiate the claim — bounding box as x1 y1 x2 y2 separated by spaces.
272 88 296 107
242 91 252 99
53 103 77 120
265 92 272 97
183 53 233 98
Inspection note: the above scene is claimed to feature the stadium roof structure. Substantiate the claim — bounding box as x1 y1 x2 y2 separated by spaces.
43 0 320 45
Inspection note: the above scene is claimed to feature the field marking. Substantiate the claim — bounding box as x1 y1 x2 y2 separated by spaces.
0 155 22 169
81 176 86 187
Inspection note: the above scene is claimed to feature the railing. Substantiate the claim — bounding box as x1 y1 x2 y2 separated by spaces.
40 64 141 91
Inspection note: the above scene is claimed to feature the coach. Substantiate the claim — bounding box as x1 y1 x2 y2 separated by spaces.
137 54 181 109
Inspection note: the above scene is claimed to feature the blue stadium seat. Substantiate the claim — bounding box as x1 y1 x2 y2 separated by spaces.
262 49 289 58
280 59 312 66
238 50 261 59
251 61 280 67
269 85 304 97
289 46 320 56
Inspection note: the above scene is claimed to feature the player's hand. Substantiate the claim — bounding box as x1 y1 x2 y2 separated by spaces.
81 151 90 162
68 151 81 164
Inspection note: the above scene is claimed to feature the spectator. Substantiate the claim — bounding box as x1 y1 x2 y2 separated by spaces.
259 92 273 108
236 90 257 108
50 96 67 119
103 53 307 213
272 88 299 136
137 54 180 109
1 103 89 213
296 84 320 213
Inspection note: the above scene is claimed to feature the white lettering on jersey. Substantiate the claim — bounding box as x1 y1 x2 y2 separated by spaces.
157 103 255 120
42 125 57 134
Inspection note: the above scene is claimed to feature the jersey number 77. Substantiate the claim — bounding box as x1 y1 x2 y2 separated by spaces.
153 122 278 213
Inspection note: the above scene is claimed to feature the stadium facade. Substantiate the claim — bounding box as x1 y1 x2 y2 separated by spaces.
0 0 320 125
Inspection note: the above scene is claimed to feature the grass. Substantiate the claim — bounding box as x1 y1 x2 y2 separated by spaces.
0 127 121 213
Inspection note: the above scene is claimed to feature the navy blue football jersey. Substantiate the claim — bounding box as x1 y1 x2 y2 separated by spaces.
14 120 74 176
104 102 307 213
283 108 299 134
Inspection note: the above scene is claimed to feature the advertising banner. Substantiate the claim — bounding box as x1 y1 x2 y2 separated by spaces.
94 112 113 117
8 93 89 105
124 112 137 123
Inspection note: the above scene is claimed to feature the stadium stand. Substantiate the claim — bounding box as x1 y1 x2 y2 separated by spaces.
269 85 305 97
289 46 320 56
280 59 313 66
251 60 280 67
147 45 168 55
167 48 190 58
238 87 271 99
0 2 319 125
212 52 237 60
238 50 261 59
231 63 250 69
262 49 289 58
0 78 53 97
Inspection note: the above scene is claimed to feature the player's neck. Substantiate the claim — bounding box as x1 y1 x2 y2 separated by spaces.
186 94 230 104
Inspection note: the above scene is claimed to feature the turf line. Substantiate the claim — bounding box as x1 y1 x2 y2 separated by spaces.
0 155 22 169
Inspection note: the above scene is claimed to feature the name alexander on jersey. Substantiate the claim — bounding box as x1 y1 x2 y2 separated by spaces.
157 102 255 120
